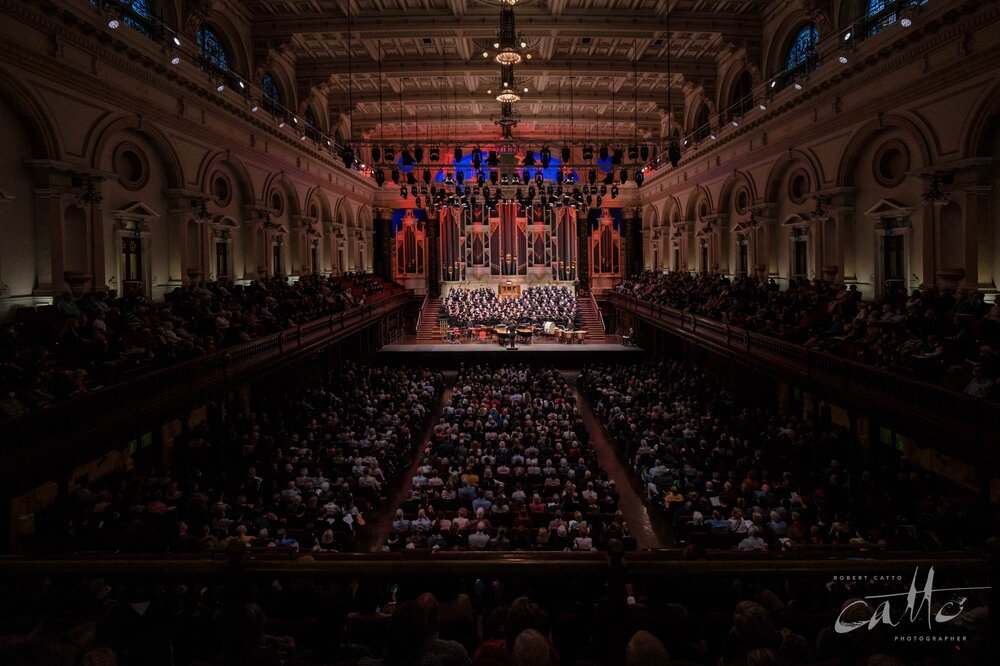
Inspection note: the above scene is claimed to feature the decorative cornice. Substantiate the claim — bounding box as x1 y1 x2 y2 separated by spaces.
6 0 374 198
643 0 996 196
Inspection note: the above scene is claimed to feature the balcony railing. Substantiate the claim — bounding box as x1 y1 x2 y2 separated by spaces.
0 550 985 579
0 292 413 476
607 292 1000 459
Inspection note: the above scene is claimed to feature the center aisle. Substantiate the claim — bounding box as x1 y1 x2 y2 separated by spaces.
564 371 663 550
364 371 455 551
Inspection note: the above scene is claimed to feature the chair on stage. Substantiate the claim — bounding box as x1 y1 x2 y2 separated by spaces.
478 329 488 343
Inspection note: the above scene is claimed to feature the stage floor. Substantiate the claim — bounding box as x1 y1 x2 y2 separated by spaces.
377 341 644 367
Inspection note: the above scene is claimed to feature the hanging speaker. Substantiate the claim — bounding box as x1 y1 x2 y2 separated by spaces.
583 145 594 161
374 169 385 187
628 144 638 161
540 146 551 167
640 145 650 161
489 170 499 185
406 172 416 185
634 171 644 187
477 171 486 186
612 148 623 165
487 151 499 167
456 170 464 184
472 146 483 167
422 169 431 184
429 146 440 162
599 144 609 161
384 146 395 162
411 185 418 196
414 146 424 162
555 170 563 184
535 173 543 187
523 151 536 166
668 141 681 168
619 168 628 184
561 146 571 162
400 186 408 198
603 172 614 185
454 146 463 161
611 185 619 198
341 145 354 169
588 169 597 185
401 150 414 166
596 195 603 207
372 146 382 163
391 168 400 184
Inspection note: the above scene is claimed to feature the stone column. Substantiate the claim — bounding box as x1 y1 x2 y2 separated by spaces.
821 188 858 283
373 207 394 281
577 212 590 290
426 210 440 297
33 187 64 297
623 206 641 277
755 205 780 279
950 165 994 289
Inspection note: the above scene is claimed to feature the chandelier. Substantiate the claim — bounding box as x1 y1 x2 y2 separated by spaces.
495 64 521 103
483 0 530 66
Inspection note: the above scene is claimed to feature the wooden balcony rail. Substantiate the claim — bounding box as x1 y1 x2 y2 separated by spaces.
0 292 413 484
606 292 1000 460
0 551 987 579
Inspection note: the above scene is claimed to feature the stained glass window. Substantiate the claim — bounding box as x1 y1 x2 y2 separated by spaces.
197 24 230 73
786 23 819 71
731 71 754 117
93 0 151 35
693 105 711 142
304 106 322 141
867 0 928 36
262 73 281 115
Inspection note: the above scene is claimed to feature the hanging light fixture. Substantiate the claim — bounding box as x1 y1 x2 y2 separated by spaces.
923 174 950 208
496 64 521 103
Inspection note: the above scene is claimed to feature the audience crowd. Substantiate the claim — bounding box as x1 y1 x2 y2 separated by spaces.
612 271 1000 397
0 273 404 419
388 364 632 551
33 362 442 555
579 360 986 552
442 287 578 328
0 558 988 665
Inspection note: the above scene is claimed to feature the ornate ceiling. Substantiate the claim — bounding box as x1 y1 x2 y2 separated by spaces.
249 0 769 143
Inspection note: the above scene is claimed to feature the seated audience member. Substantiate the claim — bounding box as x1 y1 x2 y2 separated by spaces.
612 272 1000 395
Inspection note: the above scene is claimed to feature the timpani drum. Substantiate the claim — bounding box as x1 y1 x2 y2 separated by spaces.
573 330 586 343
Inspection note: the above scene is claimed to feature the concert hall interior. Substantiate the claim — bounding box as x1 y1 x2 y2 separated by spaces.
0 0 999 664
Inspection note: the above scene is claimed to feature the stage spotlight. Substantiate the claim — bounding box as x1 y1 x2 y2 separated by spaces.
668 141 681 168
634 171 644 187
619 169 628 184
391 168 400 184
374 169 385 186
400 186 408 198
628 144 638 161
429 146 440 161
583 145 594 161
108 16 121 29
384 147 395 161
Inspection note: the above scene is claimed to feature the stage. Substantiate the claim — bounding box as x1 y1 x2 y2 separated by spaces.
377 338 643 368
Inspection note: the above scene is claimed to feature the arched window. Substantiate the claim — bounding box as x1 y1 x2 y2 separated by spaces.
261 73 281 115
865 0 926 36
304 106 322 142
786 23 819 71
92 0 151 35
692 104 711 142
197 24 230 73
730 70 754 118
